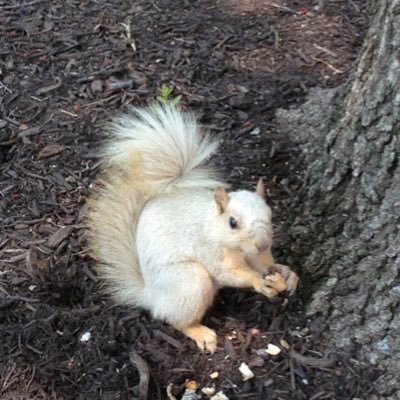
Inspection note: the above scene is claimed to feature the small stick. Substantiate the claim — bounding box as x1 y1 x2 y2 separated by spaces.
129 350 150 400
313 44 337 57
313 57 344 74
166 383 177 400
120 18 136 52
290 349 335 368
289 358 296 390
0 0 43 10
59 109 78 117
266 1 298 15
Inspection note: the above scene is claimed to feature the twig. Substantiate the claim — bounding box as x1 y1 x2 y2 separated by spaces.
267 1 298 15
153 329 184 350
274 30 280 49
82 94 120 108
15 165 50 181
313 44 338 57
0 286 40 303
349 0 360 12
0 81 12 93
1 364 16 391
75 65 127 83
129 350 150 400
166 383 177 400
26 344 43 355
0 0 43 10
313 57 344 74
8 217 47 227
150 0 162 12
289 358 296 391
59 109 78 117
26 366 36 391
106 79 134 91
120 18 136 52
289 349 335 368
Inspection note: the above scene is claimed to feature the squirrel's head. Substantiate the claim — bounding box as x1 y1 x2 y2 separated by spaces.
214 178 273 256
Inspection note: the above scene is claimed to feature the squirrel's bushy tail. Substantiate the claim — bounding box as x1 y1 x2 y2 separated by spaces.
103 104 221 192
87 105 221 306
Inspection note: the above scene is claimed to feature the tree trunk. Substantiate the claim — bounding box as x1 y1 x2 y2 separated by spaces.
276 0 400 396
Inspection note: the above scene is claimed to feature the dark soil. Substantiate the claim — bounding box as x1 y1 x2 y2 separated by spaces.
0 1 374 399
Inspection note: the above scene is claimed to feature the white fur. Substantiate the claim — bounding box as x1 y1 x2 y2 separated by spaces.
136 188 273 325
103 105 222 192
89 104 275 333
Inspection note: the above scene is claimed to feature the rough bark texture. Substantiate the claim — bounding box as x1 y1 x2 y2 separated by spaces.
276 0 400 396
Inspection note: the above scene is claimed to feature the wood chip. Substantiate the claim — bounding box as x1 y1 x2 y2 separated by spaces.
224 338 237 360
38 144 65 159
18 126 42 138
91 79 103 93
153 329 184 350
47 226 75 248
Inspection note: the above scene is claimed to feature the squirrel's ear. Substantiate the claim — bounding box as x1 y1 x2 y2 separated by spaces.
256 178 266 200
214 187 229 214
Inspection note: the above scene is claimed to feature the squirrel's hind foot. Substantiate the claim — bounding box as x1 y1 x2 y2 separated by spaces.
180 324 217 353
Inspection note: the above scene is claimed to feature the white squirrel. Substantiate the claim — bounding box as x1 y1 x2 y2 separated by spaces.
88 105 298 353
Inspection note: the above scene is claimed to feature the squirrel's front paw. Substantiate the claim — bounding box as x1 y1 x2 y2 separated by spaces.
254 276 280 299
270 264 299 295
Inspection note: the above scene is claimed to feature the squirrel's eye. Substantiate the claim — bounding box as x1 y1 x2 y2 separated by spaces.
229 217 238 229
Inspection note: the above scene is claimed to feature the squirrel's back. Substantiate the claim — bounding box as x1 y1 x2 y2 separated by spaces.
87 105 223 306
137 188 218 262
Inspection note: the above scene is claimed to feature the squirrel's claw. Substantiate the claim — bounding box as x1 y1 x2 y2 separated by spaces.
270 264 299 295
254 276 280 299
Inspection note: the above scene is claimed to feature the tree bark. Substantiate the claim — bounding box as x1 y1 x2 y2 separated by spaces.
276 0 400 396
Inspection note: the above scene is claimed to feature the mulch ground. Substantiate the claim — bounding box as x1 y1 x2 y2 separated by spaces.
0 1 375 399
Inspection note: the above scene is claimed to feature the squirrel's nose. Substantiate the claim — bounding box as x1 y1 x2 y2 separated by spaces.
256 243 270 254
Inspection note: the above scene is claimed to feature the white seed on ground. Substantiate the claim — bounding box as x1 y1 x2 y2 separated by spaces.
210 391 230 400
279 339 290 350
265 343 281 355
239 362 255 381
201 387 216 396
80 332 91 342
